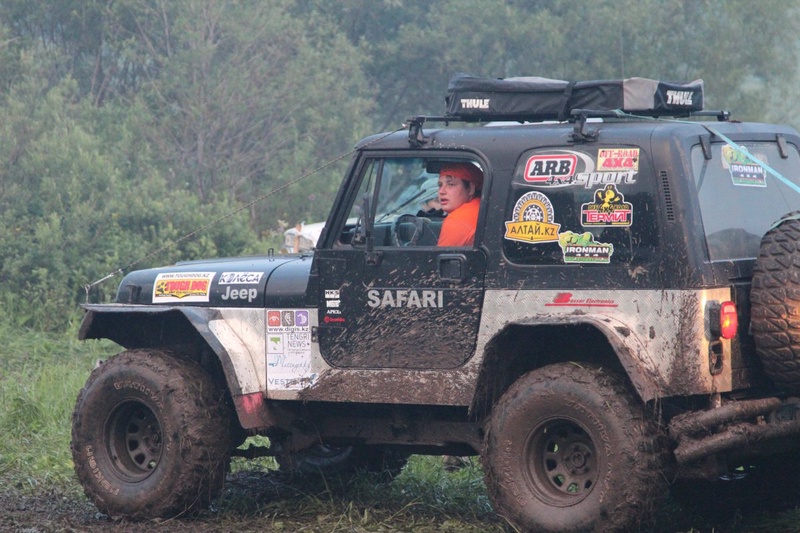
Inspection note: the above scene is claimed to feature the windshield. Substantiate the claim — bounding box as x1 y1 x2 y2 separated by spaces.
692 141 800 261
375 159 439 223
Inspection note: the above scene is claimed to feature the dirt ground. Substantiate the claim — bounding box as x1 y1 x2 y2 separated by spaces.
1 471 325 533
4 466 800 532
0 469 500 533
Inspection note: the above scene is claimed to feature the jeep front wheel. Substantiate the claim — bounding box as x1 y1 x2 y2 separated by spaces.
483 363 664 533
71 349 233 520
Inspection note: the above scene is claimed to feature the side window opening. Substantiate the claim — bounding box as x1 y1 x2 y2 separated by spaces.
503 147 656 267
337 156 484 248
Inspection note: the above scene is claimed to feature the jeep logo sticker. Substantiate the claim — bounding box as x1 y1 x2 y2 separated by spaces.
220 286 258 302
521 150 593 187
504 191 561 243
324 289 342 316
581 184 633 227
544 292 618 308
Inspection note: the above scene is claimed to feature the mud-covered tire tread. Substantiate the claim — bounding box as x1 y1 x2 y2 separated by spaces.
71 349 233 520
751 211 800 390
482 363 666 533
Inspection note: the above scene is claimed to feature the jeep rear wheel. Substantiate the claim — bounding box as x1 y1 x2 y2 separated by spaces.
71 350 233 520
751 212 800 391
483 363 665 533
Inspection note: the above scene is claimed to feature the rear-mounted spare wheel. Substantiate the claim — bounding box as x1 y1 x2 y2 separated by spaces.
751 211 800 391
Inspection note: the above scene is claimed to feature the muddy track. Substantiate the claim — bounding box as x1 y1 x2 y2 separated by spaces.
3 468 799 532
1 471 329 532
0 470 502 532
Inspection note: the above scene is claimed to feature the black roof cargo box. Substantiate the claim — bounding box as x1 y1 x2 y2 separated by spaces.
445 73 704 121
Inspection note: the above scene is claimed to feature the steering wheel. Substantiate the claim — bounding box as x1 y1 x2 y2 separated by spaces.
391 214 434 246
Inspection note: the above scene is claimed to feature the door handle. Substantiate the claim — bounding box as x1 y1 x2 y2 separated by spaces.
365 250 383 266
438 254 466 281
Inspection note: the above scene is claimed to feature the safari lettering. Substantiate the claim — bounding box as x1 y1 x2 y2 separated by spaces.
366 289 444 308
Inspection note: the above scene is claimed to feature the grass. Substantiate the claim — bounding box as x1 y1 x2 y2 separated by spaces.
0 322 118 493
220 454 502 532
3 323 800 531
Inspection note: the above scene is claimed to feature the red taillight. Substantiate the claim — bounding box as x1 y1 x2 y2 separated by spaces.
719 301 738 339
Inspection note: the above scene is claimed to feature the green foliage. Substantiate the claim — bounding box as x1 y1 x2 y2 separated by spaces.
105 0 372 231
313 0 800 127
0 72 260 331
0 323 118 491
391 456 493 518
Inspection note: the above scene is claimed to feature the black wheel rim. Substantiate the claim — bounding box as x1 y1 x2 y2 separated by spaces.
525 418 598 507
105 400 163 482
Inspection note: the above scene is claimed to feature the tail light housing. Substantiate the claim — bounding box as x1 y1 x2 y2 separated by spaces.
719 301 738 339
708 300 738 339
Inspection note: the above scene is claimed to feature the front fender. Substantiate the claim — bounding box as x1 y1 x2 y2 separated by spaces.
79 304 265 398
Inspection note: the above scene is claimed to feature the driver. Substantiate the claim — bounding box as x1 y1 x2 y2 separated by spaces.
437 162 483 246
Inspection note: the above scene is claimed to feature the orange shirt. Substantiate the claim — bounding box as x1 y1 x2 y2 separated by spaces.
437 198 480 246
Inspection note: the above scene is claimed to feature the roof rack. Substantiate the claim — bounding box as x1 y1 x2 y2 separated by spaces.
406 107 731 147
569 108 731 141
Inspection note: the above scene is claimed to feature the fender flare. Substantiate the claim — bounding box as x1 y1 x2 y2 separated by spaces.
79 304 249 399
471 315 664 412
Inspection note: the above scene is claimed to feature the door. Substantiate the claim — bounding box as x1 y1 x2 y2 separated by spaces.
315 155 487 369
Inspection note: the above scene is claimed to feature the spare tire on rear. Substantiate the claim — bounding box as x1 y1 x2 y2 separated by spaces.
751 211 800 391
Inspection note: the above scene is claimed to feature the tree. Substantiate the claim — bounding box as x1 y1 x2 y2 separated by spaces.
0 71 258 331
108 0 373 230
313 0 800 128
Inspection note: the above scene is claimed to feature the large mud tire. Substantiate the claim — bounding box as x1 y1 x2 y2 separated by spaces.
483 363 665 533
71 349 233 520
751 212 800 391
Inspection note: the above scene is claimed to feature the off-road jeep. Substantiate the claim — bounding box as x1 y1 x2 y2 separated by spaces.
72 75 800 532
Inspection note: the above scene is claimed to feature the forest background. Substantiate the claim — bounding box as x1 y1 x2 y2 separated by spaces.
1 0 798 333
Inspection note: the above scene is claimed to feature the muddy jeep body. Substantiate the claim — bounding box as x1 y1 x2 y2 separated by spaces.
73 77 800 531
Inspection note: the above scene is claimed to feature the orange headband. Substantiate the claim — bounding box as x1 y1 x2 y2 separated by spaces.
440 163 483 188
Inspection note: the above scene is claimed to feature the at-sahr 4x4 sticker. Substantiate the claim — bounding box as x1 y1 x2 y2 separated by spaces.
597 148 639 171
504 191 561 243
581 184 633 226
